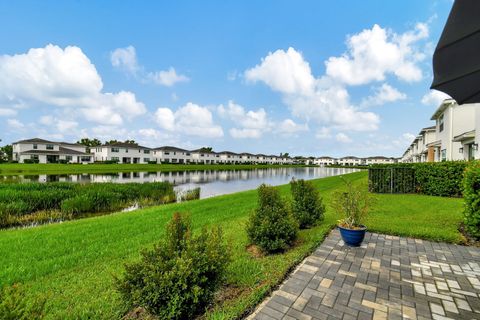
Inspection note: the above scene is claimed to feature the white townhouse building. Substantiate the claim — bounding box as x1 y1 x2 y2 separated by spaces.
92 142 153 164
430 99 476 162
401 99 480 163
314 156 337 166
364 156 397 165
337 156 362 166
190 149 220 164
152 146 191 164
12 138 94 164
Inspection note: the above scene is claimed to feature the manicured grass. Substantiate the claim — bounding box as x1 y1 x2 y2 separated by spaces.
0 171 465 319
0 163 309 176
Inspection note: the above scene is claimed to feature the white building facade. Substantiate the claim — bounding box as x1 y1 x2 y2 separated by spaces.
12 138 94 164
92 142 153 164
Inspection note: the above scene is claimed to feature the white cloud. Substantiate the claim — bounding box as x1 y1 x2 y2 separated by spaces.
0 44 146 125
149 67 190 87
110 46 139 74
218 100 271 139
245 47 315 95
111 46 189 87
316 127 332 139
276 119 309 135
0 108 16 116
336 132 352 143
361 83 406 107
421 90 451 107
154 102 223 138
7 118 24 130
325 23 428 85
155 107 176 131
245 47 380 132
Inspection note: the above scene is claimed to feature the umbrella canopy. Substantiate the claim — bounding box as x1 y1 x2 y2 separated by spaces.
431 0 480 104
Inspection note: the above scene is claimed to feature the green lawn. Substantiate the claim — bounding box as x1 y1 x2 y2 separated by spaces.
0 163 310 176
0 171 465 319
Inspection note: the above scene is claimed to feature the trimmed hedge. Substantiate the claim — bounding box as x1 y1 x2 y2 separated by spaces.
369 161 468 197
463 162 480 239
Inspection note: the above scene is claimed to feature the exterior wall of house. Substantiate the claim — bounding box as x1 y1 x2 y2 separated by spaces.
93 146 152 164
13 141 93 163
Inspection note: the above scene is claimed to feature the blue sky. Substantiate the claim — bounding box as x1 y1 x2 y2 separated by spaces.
0 0 453 157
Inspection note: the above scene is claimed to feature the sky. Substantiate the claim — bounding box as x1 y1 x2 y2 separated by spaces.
0 0 454 157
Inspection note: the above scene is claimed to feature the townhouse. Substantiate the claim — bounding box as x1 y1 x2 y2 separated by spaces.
12 138 94 164
152 146 191 164
92 142 153 164
401 99 480 163
314 156 337 166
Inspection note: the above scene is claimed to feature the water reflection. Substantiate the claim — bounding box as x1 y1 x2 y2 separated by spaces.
0 167 360 199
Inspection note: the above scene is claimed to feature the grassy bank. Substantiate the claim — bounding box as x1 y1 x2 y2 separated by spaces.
0 163 311 176
0 171 464 319
0 182 176 228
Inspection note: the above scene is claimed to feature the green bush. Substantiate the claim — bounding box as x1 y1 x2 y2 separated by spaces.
0 283 46 319
463 162 480 239
290 179 325 228
246 184 298 253
116 212 229 319
369 162 468 197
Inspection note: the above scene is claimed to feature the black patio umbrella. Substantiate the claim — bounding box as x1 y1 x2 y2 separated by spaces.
431 0 480 104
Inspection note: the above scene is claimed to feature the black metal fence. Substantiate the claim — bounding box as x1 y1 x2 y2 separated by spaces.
368 167 416 194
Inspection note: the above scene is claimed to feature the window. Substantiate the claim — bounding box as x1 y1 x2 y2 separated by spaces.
65 155 73 161
125 149 128 153
32 155 39 161
46 144 54 150
33 144 38 150
439 114 444 132
164 152 170 155
441 149 446 161
186 152 191 156
144 158 150 162
80 156 91 162
144 150 150 154
111 147 119 153
201 154 204 157
173 152 176 155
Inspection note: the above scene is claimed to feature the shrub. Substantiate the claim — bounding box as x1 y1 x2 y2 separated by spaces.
147 160 157 164
60 195 93 215
246 184 298 253
331 178 373 229
290 179 325 228
369 162 468 197
0 283 46 319
115 212 229 319
463 162 480 239
180 187 201 201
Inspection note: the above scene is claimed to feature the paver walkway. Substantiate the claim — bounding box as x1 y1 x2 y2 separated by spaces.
248 230 480 320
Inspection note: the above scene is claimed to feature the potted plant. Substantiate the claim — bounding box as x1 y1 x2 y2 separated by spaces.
332 178 373 247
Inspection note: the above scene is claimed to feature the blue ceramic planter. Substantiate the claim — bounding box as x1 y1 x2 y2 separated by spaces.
338 225 366 247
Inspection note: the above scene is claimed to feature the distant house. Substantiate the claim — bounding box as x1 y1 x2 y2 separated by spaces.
12 138 93 164
153 146 191 164
190 149 219 164
314 156 336 166
364 156 397 165
92 142 152 164
338 156 362 166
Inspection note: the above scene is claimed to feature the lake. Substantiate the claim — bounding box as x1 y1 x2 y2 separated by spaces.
0 167 360 199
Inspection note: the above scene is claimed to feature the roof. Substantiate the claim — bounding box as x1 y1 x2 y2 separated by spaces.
340 156 360 159
103 142 151 149
218 151 239 155
453 130 476 142
153 146 189 152
20 146 92 156
190 148 217 154
430 99 457 120
13 138 55 144
317 156 335 159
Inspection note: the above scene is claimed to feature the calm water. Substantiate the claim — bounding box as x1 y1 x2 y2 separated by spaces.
0 167 360 199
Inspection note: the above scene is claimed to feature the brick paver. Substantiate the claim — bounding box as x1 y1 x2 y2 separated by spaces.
247 230 480 320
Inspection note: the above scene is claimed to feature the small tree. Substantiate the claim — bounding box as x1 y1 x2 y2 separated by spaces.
290 179 325 228
246 184 298 253
331 178 373 229
115 212 229 319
